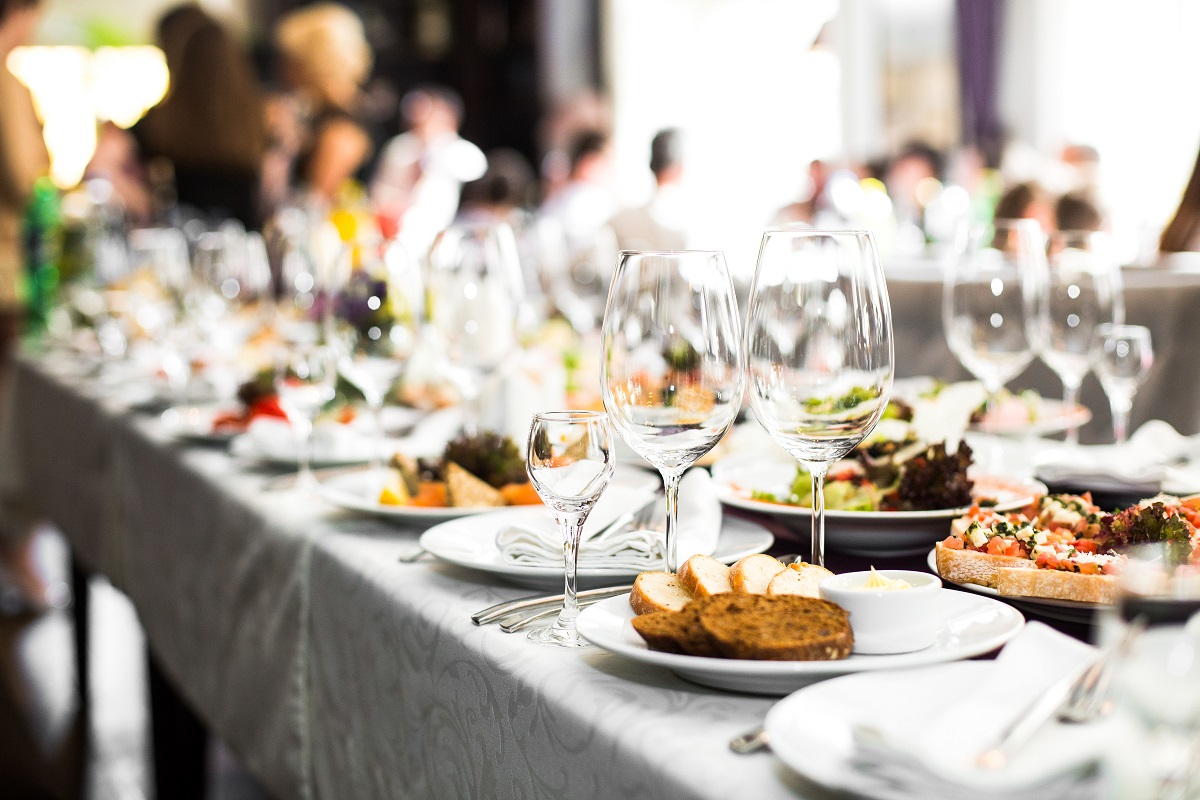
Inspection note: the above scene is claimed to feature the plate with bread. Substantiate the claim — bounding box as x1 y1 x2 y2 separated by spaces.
576 553 1024 694
929 491 1200 623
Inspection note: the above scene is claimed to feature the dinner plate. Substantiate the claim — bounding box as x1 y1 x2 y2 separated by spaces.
159 404 243 444
575 590 1024 695
765 661 1100 797
926 549 1099 624
711 456 1047 556
419 513 773 590
972 397 1092 437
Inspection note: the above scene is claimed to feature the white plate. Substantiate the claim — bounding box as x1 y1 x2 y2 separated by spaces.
926 549 1099 624
711 457 1046 556
159 404 243 444
765 661 1099 797
419 514 773 590
972 397 1092 437
575 590 1024 695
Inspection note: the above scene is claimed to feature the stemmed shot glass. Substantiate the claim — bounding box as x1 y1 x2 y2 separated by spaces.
601 250 745 573
525 410 614 647
1039 230 1123 444
427 221 524 433
1093 323 1153 444
276 344 337 492
944 219 1046 414
745 230 894 567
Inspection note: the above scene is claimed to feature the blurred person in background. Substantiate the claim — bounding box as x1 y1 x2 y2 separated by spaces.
1159 145 1200 253
1055 192 1103 233
609 127 689 251
771 159 831 226
538 129 614 253
272 2 374 203
370 84 485 249
885 141 944 227
993 180 1055 232
456 147 537 224
0 0 48 607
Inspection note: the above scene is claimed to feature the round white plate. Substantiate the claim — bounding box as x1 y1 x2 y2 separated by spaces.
926 549 1100 624
419 514 773 590
575 590 1024 695
765 661 1098 796
159 404 243 444
972 398 1092 437
711 457 1046 556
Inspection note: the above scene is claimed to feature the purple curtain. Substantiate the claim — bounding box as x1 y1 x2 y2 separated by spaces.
956 0 1005 163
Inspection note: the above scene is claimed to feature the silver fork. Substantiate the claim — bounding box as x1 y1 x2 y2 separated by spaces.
1057 615 1147 723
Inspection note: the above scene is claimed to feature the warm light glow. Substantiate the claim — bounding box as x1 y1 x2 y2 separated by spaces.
7 45 168 189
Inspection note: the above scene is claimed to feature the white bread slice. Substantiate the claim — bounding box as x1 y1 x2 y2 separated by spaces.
677 554 732 598
767 562 834 598
933 541 1033 589
445 462 505 508
996 567 1117 604
630 572 693 615
729 554 786 594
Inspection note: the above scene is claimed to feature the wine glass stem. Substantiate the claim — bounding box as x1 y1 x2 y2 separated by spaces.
807 463 829 568
296 416 316 493
1063 379 1081 446
369 397 385 483
1110 395 1132 445
662 470 683 574
556 512 586 632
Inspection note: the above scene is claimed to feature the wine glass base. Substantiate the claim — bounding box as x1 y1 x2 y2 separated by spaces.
527 623 591 648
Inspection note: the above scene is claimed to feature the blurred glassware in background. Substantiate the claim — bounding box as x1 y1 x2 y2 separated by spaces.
274 343 337 493
1093 323 1154 445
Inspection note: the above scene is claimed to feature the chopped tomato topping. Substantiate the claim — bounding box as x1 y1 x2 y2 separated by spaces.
941 535 964 550
1003 540 1029 558
986 537 1012 556
1072 539 1098 554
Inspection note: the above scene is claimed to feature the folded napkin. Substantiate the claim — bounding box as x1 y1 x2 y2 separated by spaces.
233 417 376 464
849 622 1102 799
496 470 721 570
1035 420 1200 492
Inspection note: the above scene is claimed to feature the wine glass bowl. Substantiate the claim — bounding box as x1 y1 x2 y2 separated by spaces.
275 344 337 492
1093 323 1153 444
600 250 745 572
745 229 894 566
525 410 614 647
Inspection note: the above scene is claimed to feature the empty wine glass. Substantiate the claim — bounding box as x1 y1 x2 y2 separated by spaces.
601 250 745 573
746 229 894 567
1039 230 1123 444
275 344 337 492
331 240 423 488
1093 323 1153 444
427 221 524 433
525 410 614 647
944 219 1046 413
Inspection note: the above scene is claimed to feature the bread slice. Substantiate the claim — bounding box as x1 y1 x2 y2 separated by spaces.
934 541 1033 589
729 554 786 594
767 562 833 598
996 567 1118 604
677 554 732 598
697 594 853 661
629 572 692 615
630 601 719 657
445 462 506 508
389 452 421 495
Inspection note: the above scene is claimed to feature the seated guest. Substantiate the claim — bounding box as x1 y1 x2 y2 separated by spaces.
609 127 690 251
1054 192 1103 233
538 129 615 253
456 148 537 225
993 180 1055 232
1160 147 1200 252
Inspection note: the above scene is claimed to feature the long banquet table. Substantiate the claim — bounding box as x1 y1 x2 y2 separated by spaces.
0 353 844 800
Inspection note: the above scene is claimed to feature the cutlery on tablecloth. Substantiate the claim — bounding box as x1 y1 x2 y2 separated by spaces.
472 584 632 626
398 548 431 563
498 594 615 633
729 725 770 754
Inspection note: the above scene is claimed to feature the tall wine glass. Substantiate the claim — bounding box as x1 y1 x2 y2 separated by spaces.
525 410 614 647
427 221 524 433
746 230 894 567
332 240 423 488
1039 230 1123 444
1093 323 1153 444
944 219 1047 412
601 250 745 573
275 344 337 492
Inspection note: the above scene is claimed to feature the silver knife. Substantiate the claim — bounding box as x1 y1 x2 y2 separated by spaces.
472 584 632 625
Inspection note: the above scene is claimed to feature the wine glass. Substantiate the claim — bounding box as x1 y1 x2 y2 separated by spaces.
275 344 337 492
601 250 745 573
525 410 614 647
331 240 423 489
944 219 1046 413
745 229 894 567
1093 323 1153 444
1039 230 1123 444
426 220 524 433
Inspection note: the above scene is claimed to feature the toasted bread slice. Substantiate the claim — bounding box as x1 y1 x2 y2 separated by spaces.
697 594 852 661
933 541 1033 589
389 452 421 496
767 561 833 598
631 601 719 656
677 554 732 598
445 462 506 507
996 566 1118 604
630 572 692 615
729 554 786 594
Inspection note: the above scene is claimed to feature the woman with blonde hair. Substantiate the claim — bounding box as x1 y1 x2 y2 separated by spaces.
1160 145 1200 253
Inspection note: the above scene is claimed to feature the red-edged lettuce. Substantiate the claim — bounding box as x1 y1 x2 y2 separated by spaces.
1098 502 1194 564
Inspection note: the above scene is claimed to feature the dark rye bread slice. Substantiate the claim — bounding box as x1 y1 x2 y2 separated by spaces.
698 594 853 661
630 601 719 657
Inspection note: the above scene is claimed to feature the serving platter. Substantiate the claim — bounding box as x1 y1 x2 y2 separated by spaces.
925 549 1099 624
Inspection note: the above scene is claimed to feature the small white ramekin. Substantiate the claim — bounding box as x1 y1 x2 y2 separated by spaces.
819 570 943 655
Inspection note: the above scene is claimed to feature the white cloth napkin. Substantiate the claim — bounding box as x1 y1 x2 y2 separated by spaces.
849 622 1101 798
233 417 375 464
1035 420 1200 492
495 470 721 570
